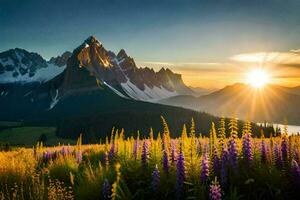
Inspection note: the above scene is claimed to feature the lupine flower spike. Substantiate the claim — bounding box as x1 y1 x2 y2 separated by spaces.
141 140 149 167
242 131 253 165
176 147 185 199
102 179 111 200
152 164 160 193
210 177 222 200
163 150 169 174
221 148 228 187
291 160 300 186
201 150 210 183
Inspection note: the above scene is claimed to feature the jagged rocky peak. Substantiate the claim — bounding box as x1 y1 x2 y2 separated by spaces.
84 35 102 46
0 48 47 76
117 49 137 72
107 51 116 59
62 36 126 90
73 35 112 68
49 51 72 67
158 67 173 74
158 67 181 79
0 48 66 83
50 35 193 100
117 49 128 60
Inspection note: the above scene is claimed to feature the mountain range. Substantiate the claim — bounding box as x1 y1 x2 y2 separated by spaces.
1 36 288 141
0 36 194 103
0 36 228 141
160 83 300 125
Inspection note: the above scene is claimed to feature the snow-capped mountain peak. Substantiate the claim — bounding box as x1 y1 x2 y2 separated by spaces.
0 49 71 83
0 36 194 111
59 36 193 102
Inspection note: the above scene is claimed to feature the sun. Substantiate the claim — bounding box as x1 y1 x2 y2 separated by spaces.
246 69 270 88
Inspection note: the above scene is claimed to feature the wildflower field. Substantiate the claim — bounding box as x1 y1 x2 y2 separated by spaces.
0 117 300 200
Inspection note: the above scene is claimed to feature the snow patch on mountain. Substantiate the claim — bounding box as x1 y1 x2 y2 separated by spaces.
144 84 178 100
48 89 59 110
0 91 8 97
0 63 66 83
120 80 177 102
103 81 128 98
0 58 14 66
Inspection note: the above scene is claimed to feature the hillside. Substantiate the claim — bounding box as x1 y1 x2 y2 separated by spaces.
160 83 300 125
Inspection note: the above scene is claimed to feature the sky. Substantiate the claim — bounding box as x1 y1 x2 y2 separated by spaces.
1 0 300 88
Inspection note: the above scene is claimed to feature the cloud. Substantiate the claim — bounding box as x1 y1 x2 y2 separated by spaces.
274 74 300 78
139 61 174 66
138 61 223 67
230 51 300 67
290 49 300 53
174 63 237 73
137 61 236 72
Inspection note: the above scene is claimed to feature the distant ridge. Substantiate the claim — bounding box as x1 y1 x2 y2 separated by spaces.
160 83 300 125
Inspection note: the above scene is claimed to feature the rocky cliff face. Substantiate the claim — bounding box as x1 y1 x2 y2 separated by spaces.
0 48 47 77
59 36 193 101
49 51 72 67
0 49 68 83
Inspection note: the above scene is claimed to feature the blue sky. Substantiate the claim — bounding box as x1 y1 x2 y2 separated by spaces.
1 0 300 87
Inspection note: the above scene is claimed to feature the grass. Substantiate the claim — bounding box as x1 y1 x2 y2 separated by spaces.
0 117 299 200
0 121 23 127
0 126 76 146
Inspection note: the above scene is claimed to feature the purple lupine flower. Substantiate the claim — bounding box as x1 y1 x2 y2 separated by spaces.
281 135 289 165
201 151 210 183
176 149 185 199
291 160 300 186
76 150 82 163
61 146 71 156
212 146 219 176
61 146 67 156
44 150 51 163
261 140 267 164
141 140 149 167
209 177 222 200
43 150 58 163
220 149 228 187
171 140 177 164
242 133 253 165
43 151 48 163
133 140 139 160
228 138 238 170
274 144 283 169
163 150 169 174
152 165 160 193
102 178 111 200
